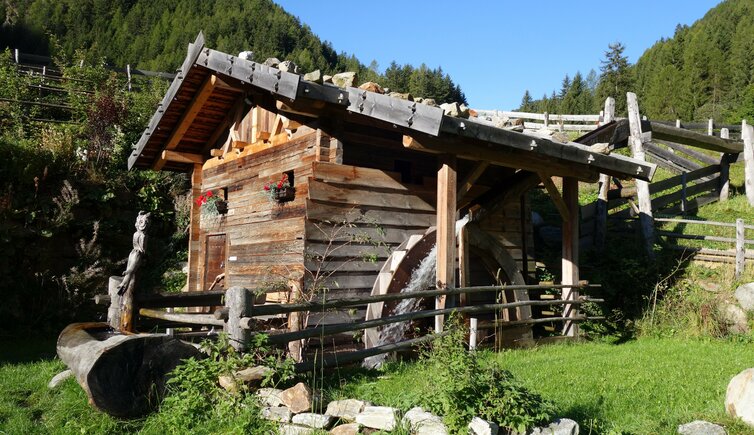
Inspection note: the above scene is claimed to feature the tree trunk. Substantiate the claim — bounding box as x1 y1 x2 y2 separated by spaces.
56 322 200 418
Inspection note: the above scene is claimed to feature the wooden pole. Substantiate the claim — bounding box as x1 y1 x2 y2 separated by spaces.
225 287 252 352
627 92 655 257
188 164 202 292
708 119 714 136
680 172 687 215
736 218 745 279
469 317 478 350
287 279 304 362
595 97 615 250
676 119 681 128
435 155 457 333
720 128 731 201
561 177 579 337
743 121 754 206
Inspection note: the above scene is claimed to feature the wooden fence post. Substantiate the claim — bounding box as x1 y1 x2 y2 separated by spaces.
676 119 681 128
469 317 478 350
708 118 714 136
595 97 615 250
743 121 754 206
720 127 732 202
435 155 457 333
562 177 580 337
736 218 745 279
627 92 655 257
543 112 549 129
680 172 687 215
225 286 252 352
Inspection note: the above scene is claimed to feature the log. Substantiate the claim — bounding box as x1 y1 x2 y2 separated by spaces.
56 323 200 418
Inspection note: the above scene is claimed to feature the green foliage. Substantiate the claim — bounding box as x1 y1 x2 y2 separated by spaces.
418 319 554 433
596 42 633 116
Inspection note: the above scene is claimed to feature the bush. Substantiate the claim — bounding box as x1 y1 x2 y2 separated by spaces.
419 319 554 433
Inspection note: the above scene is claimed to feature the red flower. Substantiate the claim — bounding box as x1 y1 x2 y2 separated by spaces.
277 181 283 189
206 190 213 198
264 185 270 191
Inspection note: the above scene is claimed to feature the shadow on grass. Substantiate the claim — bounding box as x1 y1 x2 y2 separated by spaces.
0 337 58 364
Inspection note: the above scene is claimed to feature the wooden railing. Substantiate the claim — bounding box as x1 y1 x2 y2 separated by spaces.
474 109 602 132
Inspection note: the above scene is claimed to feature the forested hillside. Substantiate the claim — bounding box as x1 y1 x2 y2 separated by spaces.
518 0 754 123
0 0 465 104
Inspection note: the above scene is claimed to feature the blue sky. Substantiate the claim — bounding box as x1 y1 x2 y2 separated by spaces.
273 0 722 110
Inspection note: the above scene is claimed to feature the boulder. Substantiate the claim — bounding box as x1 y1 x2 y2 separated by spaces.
257 388 285 407
469 416 499 435
551 131 570 144
235 365 272 383
218 374 238 394
323 75 333 84
48 369 74 389
440 102 470 118
529 418 579 435
332 72 357 88
330 423 360 435
281 382 313 414
292 413 334 429
279 424 315 435
735 283 754 311
238 51 254 61
389 92 413 101
718 302 749 334
677 420 726 435
422 98 437 107
279 60 299 74
589 142 611 154
263 57 281 68
325 399 368 421
401 407 448 434
304 70 322 84
261 406 292 423
355 406 400 431
727 368 754 426
358 81 384 94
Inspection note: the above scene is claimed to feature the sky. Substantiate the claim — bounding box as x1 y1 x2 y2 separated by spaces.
273 0 722 110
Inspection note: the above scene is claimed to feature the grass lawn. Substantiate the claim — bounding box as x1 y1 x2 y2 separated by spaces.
3 337 754 434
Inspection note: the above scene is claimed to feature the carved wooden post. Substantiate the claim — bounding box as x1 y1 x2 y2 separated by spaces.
595 97 615 250
118 211 150 332
435 155 457 333
743 121 754 206
627 93 654 258
719 128 732 202
225 286 252 352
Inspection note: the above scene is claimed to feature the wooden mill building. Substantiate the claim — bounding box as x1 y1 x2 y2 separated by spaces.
129 33 656 346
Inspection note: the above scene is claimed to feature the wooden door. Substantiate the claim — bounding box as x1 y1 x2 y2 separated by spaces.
204 234 226 291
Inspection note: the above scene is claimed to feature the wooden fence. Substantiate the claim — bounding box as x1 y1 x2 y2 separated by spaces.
474 110 602 132
655 217 753 278
96 282 603 370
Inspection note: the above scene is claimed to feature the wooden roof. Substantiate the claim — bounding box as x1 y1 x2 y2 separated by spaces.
129 33 657 183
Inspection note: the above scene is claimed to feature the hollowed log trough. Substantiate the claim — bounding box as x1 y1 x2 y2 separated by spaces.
56 322 200 418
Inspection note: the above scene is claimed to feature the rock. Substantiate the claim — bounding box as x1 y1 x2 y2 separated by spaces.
727 368 754 426
325 399 368 421
218 374 238 394
529 418 579 435
261 406 292 423
281 382 313 414
414 97 424 103
48 369 74 389
440 102 470 118
235 365 272 383
468 416 499 435
279 60 300 74
355 406 400 431
257 388 285 407
323 75 333 84
304 70 322 84
389 92 413 101
292 413 334 429
589 142 611 154
736 283 754 311
332 72 357 88
551 131 570 143
279 423 315 435
677 420 726 435
401 407 447 434
263 57 281 68
330 423 360 435
422 98 437 107
469 108 478 117
358 81 384 94
238 51 254 61
702 282 722 293
718 302 749 334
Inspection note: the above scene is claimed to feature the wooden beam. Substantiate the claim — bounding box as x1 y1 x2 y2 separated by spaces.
435 155 457 333
538 173 570 222
153 75 222 170
650 121 743 154
161 150 204 165
627 93 655 257
457 161 489 204
561 177 579 337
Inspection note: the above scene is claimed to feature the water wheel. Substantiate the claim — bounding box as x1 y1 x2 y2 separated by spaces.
364 222 533 351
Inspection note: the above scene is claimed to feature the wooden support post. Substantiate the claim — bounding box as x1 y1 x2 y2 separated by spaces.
287 279 305 363
458 223 470 308
543 112 549 129
126 64 132 92
595 97 615 250
187 164 202 292
680 172 688 215
627 92 655 257
743 121 754 206
720 128 732 202
561 177 579 337
676 119 681 128
708 118 714 136
435 155 457 333
469 317 478 350
225 287 252 352
736 218 745 279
